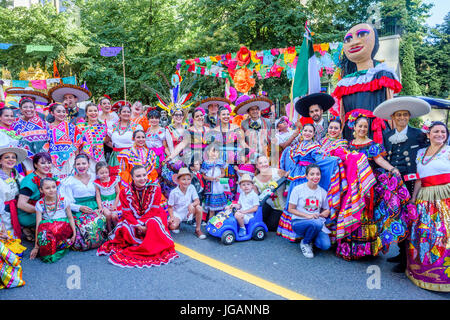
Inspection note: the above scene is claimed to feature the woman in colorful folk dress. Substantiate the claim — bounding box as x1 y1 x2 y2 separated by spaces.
77 103 108 175
119 130 158 188
0 143 28 240
319 119 376 246
166 107 210 168
97 165 179 268
108 104 143 174
61 154 107 251
131 101 149 132
30 178 76 263
0 107 22 147
407 121 450 292
337 115 411 261
98 96 119 162
161 108 188 198
145 108 167 174
46 104 82 179
277 123 341 242
17 153 53 241
12 98 49 173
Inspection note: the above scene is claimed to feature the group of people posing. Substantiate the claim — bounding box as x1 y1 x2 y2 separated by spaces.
1 32 450 293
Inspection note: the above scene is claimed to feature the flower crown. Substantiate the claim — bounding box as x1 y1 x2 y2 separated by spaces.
347 111 368 129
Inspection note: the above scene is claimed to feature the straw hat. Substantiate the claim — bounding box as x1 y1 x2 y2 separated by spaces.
373 96 431 120
195 97 231 110
5 87 50 104
0 135 27 164
172 167 193 183
47 84 91 103
294 93 335 117
233 97 273 115
238 173 254 185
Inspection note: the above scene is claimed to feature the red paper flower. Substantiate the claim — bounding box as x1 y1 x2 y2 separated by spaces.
236 46 251 67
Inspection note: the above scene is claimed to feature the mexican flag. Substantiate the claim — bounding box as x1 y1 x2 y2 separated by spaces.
289 23 321 123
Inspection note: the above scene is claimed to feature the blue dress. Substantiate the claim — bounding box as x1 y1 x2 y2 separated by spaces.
277 140 340 241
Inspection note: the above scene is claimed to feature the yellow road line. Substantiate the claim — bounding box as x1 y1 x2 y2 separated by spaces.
174 242 312 300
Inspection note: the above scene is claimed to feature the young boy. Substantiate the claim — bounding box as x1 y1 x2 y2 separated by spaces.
227 174 259 237
167 167 207 239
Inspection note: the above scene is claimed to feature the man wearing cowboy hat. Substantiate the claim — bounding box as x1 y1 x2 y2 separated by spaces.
295 93 335 142
236 96 274 161
196 97 231 129
374 96 431 273
46 84 91 124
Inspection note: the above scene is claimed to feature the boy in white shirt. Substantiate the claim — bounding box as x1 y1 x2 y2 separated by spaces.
168 167 206 239
227 174 259 237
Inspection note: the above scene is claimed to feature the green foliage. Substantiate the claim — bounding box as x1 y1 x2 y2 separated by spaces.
399 34 422 96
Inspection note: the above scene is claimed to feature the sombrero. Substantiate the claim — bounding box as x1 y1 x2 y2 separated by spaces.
294 93 335 118
0 135 28 164
47 84 91 103
5 87 50 104
234 97 273 115
195 97 231 110
111 100 132 113
373 96 431 120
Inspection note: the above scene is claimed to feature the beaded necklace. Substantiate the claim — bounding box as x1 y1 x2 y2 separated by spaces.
421 144 445 166
43 196 59 218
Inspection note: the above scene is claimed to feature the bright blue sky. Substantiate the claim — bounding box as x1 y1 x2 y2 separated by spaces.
425 0 449 26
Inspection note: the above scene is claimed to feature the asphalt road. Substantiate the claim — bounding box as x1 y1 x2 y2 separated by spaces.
1 223 449 300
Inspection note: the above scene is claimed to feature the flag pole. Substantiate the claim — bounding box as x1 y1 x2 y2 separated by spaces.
122 44 127 102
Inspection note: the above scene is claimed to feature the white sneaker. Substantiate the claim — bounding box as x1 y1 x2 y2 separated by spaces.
300 240 314 258
172 228 180 234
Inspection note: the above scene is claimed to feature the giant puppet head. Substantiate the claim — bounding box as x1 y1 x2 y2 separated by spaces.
340 23 379 76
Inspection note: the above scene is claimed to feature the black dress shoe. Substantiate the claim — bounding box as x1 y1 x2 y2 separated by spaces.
392 263 406 273
387 254 401 263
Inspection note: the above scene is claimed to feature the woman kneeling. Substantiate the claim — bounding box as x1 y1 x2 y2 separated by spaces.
97 165 178 268
288 164 331 259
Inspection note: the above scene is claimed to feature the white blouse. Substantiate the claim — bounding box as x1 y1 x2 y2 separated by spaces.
99 111 119 134
61 175 97 212
416 145 450 179
110 124 143 149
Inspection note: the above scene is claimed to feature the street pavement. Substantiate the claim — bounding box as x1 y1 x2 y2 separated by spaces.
1 223 449 300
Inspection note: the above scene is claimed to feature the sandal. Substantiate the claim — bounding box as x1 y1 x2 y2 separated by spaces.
22 228 35 242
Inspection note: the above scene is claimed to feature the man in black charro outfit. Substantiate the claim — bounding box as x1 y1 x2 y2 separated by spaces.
374 97 431 273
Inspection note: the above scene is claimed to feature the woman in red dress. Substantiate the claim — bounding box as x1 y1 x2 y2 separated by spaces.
97 165 178 268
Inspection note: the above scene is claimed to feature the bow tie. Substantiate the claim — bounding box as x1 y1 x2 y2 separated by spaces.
208 115 217 126
249 120 261 130
67 107 79 120
389 131 408 144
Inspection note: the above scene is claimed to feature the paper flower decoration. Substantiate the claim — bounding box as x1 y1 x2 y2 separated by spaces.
236 46 251 67
233 68 255 93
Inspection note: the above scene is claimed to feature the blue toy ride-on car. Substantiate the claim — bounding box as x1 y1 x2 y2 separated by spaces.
206 206 268 245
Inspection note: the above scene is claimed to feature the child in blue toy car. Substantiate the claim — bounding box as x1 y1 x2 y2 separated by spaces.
225 174 259 237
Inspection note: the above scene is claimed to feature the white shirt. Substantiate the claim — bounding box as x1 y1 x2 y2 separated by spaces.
61 175 96 212
276 128 295 145
289 183 329 220
168 184 199 220
99 111 119 134
110 124 143 149
238 190 259 212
